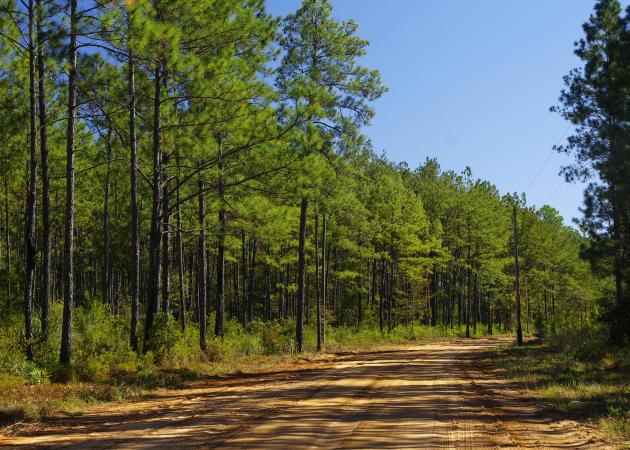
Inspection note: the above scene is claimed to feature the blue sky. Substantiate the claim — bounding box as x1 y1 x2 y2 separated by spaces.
268 0 628 226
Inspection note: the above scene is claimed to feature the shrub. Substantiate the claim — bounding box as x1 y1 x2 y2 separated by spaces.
21 361 49 385
547 321 609 362
146 317 181 365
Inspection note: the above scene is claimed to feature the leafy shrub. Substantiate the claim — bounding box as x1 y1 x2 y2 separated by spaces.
21 361 48 385
260 324 287 354
72 301 136 380
146 317 181 364
547 322 609 362
0 315 25 374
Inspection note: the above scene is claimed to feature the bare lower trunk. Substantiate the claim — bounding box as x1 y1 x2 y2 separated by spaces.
128 51 140 352
24 0 37 361
102 127 112 307
215 139 225 337
162 175 170 317
295 197 307 353
321 213 327 348
241 231 247 328
143 59 163 353
197 177 206 351
60 0 77 365
513 205 523 346
176 155 185 331
247 238 257 323
3 166 11 311
315 209 321 351
37 0 51 338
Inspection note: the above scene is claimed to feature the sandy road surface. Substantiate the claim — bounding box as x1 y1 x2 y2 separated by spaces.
1 338 609 449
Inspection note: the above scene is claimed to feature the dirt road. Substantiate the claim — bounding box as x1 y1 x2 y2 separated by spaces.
1 338 608 449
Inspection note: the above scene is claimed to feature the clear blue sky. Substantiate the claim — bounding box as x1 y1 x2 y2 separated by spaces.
268 0 628 226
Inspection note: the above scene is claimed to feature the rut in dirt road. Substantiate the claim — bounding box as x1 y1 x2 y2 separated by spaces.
2 338 607 449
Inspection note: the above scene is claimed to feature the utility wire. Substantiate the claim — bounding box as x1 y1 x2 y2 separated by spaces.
524 124 571 193
544 180 564 204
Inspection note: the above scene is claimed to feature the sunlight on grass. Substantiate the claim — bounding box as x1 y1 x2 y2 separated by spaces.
492 341 630 443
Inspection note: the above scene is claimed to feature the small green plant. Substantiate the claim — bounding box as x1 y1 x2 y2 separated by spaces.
21 361 48 385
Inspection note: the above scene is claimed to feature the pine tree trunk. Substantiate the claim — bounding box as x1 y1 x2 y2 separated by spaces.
263 262 271 321
295 197 307 353
3 166 11 311
143 59 163 353
37 0 50 338
465 267 471 338
197 177 206 351
513 205 523 346
102 127 112 307
358 290 362 325
162 174 170 317
215 142 226 337
388 261 394 332
315 209 321 351
128 49 140 352
241 231 247 328
24 0 37 361
379 261 385 333
176 156 185 331
248 238 257 323
321 213 327 348
60 0 77 365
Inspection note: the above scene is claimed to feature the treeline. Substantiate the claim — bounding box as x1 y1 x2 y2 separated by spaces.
0 0 614 366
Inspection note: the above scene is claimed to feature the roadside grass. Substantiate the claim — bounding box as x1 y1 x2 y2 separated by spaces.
490 340 630 443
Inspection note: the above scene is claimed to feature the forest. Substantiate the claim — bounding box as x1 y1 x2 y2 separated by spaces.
0 0 628 446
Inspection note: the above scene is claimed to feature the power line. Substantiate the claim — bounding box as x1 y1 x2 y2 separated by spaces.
544 180 564 204
524 124 571 193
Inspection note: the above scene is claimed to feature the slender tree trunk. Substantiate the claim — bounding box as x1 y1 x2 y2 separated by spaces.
472 271 478 334
176 156 185 331
487 297 493 335
197 177 207 351
24 0 37 361
162 172 170 317
206 250 213 322
321 213 327 348
524 275 530 333
315 209 321 351
513 205 523 346
102 127 112 307
295 197 307 353
4 162 11 311
241 231 247 328
188 248 195 317
465 267 471 338
387 261 394 332
358 290 363 325
143 59 163 352
60 0 77 365
247 238 257 323
379 261 385 333
215 141 226 337
37 0 50 338
128 49 140 352
264 262 271 321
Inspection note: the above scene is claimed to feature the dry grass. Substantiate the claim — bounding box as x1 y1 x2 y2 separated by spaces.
491 340 630 444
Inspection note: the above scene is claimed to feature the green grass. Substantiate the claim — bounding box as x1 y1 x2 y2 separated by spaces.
490 339 630 443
